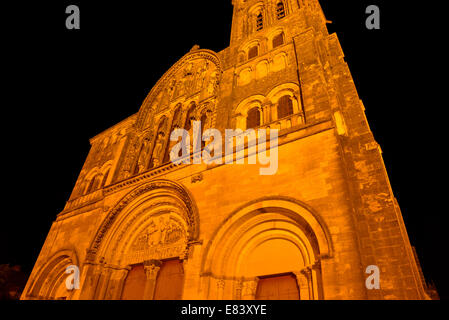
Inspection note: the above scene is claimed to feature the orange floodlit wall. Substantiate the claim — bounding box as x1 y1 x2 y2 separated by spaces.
21 0 432 300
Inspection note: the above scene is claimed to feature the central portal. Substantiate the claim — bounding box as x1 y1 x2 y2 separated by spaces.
121 259 184 300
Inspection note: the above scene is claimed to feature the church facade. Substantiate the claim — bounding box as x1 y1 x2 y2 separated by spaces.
22 0 432 300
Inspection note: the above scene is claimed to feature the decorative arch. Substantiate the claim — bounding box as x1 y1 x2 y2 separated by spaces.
200 197 332 299
83 160 114 195
276 0 287 19
268 28 285 49
248 2 265 33
272 52 288 72
87 179 200 266
267 82 302 118
136 49 222 130
237 67 253 87
234 95 265 130
79 179 200 300
24 249 79 300
255 60 269 80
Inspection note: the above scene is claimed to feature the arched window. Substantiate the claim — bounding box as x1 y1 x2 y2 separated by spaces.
184 103 197 132
86 174 101 194
256 13 264 31
101 170 110 188
200 112 210 149
277 95 294 119
248 45 259 60
164 106 183 163
247 107 261 129
276 1 286 19
272 32 284 48
238 52 246 63
85 178 95 195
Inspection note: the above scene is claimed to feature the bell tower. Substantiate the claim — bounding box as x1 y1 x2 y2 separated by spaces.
230 0 325 47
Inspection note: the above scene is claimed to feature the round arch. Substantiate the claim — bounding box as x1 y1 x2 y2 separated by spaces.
200 197 332 299
87 179 200 266
24 249 79 300
234 94 266 130
267 82 302 116
136 49 222 130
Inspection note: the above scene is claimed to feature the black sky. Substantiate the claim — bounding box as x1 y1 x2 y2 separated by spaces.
2 1 446 299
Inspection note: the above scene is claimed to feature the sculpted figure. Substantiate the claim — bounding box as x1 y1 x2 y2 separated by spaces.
137 136 151 173
151 132 165 168
196 62 209 92
207 71 219 96
147 222 158 246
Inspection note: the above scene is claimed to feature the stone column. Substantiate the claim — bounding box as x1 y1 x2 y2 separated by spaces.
300 267 314 300
104 267 130 300
242 278 259 300
79 260 104 300
142 260 162 300
234 280 243 300
271 103 278 124
311 260 323 300
262 102 272 125
216 279 225 300
94 266 113 300
294 270 311 300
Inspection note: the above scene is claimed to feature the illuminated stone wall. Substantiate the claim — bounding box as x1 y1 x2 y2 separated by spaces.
22 0 430 300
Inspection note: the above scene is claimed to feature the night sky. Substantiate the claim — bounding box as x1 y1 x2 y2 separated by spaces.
2 1 446 299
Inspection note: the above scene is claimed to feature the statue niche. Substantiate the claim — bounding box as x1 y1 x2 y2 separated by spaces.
150 117 168 168
206 71 219 97
150 131 165 169
135 134 153 174
195 61 209 92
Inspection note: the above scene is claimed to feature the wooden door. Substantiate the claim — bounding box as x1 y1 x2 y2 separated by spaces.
153 259 184 300
256 274 300 300
121 264 146 300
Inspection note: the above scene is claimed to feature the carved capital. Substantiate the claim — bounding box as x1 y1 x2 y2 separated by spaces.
312 260 321 270
143 260 162 280
241 278 259 299
217 279 225 290
300 266 312 276
85 249 97 263
262 101 273 108
191 173 203 184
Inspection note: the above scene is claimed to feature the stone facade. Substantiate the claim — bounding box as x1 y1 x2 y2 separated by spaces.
22 0 431 300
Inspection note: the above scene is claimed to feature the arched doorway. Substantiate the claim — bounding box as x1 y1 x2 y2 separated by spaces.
201 197 332 300
81 180 199 300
